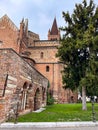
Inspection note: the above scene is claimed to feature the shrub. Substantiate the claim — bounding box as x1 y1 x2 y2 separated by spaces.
47 93 55 105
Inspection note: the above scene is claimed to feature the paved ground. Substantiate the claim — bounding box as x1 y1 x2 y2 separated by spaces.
0 127 98 130
0 122 98 130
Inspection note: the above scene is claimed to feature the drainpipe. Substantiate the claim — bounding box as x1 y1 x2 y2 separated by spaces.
52 63 54 97
2 73 8 97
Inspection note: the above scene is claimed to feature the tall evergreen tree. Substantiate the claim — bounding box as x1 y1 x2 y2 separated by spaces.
57 0 98 110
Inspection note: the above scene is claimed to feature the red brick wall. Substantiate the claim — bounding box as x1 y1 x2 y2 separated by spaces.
28 42 78 103
0 49 48 122
0 97 6 122
0 15 20 53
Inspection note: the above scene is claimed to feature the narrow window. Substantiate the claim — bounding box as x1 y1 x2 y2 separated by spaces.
0 40 3 45
46 66 49 72
41 52 44 58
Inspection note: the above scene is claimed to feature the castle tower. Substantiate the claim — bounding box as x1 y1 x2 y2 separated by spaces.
48 18 60 40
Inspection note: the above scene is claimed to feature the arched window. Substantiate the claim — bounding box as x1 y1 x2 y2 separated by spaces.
40 52 44 58
46 66 49 72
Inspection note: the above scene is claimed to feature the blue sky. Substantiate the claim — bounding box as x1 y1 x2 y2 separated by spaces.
0 0 98 39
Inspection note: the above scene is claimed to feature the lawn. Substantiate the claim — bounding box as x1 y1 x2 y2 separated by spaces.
17 103 98 122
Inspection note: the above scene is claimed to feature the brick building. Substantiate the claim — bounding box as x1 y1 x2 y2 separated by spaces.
26 17 77 103
0 15 77 122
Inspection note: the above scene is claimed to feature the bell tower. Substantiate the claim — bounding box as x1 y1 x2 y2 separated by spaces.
48 18 60 40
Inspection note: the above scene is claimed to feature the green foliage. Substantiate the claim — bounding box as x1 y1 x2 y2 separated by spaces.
47 91 55 105
47 80 50 88
47 80 55 105
57 0 98 96
79 74 98 96
47 94 55 105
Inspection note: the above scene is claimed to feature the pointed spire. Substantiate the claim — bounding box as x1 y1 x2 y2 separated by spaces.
50 17 58 35
48 17 60 40
21 18 24 23
20 18 24 40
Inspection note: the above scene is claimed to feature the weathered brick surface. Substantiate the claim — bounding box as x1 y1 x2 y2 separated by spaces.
0 15 19 53
28 43 78 103
0 49 48 122
0 97 6 122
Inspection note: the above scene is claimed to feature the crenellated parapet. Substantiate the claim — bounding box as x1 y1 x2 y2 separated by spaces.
29 40 60 47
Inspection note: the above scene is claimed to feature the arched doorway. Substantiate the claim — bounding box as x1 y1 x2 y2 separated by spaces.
21 82 28 110
42 87 46 101
42 87 46 107
34 88 40 111
27 83 33 110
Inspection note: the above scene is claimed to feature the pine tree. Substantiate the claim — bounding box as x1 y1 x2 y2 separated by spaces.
57 0 98 110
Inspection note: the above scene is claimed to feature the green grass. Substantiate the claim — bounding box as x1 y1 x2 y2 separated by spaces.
17 103 98 122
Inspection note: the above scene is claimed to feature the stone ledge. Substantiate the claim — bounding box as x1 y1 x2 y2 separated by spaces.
0 122 98 128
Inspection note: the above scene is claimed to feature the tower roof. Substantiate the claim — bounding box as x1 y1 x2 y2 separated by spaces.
50 18 58 35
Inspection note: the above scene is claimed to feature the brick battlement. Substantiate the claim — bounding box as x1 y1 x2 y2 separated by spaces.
29 40 60 47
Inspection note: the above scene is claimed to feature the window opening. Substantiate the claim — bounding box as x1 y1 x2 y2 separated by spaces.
46 66 49 72
41 52 44 58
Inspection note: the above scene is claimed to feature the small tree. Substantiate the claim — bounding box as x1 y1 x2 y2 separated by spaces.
57 0 98 110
